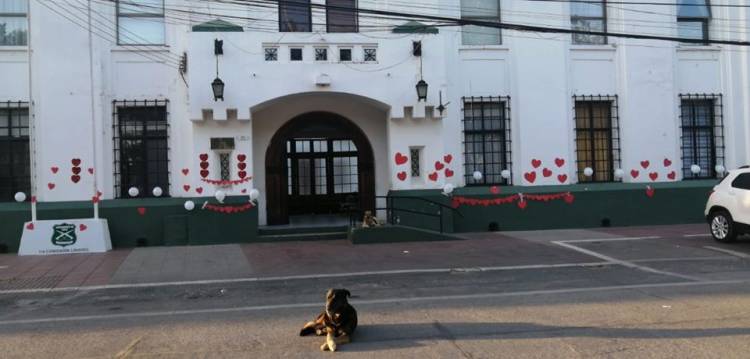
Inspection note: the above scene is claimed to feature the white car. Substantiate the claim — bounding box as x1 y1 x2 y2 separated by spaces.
705 166 750 242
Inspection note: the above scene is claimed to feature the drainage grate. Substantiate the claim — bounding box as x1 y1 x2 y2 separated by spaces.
0 276 65 290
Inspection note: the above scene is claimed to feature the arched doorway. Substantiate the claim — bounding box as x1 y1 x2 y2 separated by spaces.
265 112 375 225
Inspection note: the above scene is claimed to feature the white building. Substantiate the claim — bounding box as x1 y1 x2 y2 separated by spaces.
1 0 748 227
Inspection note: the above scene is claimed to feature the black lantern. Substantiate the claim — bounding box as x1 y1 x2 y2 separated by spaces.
212 77 225 101
416 79 428 102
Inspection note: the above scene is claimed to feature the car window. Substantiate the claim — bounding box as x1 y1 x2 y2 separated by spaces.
731 173 750 190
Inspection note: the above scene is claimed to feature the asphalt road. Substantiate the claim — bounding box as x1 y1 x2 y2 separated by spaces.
2 231 750 358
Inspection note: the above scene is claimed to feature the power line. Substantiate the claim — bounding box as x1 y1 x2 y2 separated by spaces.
526 0 750 8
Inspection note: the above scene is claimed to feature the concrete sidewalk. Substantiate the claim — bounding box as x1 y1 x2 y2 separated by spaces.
0 224 709 291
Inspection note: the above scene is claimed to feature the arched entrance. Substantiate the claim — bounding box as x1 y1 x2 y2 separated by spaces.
265 112 375 225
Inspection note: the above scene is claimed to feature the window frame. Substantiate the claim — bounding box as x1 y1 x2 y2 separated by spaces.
0 102 30 202
460 0 503 46
573 95 621 183
0 0 28 46
115 0 166 46
679 94 724 180
677 0 711 44
570 0 608 45
326 0 358 33
278 0 312 33
462 96 512 186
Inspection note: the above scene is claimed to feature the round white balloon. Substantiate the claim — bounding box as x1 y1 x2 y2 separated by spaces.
715 165 726 174
691 164 701 174
128 187 139 197
473 171 483 181
248 189 260 201
184 200 195 211
501 170 511 179
215 190 226 203
443 183 454 195
14 192 26 203
583 167 594 177
614 168 625 179
152 187 163 197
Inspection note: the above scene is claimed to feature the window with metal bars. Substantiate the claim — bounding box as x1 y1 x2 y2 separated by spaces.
574 95 620 183
113 100 170 198
680 94 724 179
462 96 512 186
0 102 30 201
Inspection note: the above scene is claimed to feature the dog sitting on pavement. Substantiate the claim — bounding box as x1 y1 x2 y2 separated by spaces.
299 289 358 352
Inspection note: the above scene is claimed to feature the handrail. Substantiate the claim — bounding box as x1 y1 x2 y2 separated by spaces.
345 195 462 233
374 195 464 218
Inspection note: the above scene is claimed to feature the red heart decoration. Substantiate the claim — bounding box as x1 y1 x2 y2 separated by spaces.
238 162 247 170
92 196 100 204
524 172 537 184
200 170 210 178
428 172 439 182
137 207 146 216
71 175 81 183
79 224 88 231
641 161 650 169
238 171 247 179
96 191 103 198
445 168 454 178
443 154 453 164
241 189 248 194
26 222 34 230
196 187 204 194
200 162 210 170
490 186 500 194
183 185 191 192
88 168 94 175
649 172 659 181
542 168 553 178
48 183 56 190
435 161 445 171
664 158 672 167
517 200 528 210
630 170 640 179
71 158 81 166
72 167 82 175
199 154 209 161
51 167 59 174
667 171 676 180
182 168 190 176
237 154 247 162
394 152 408 165
646 187 655 198
557 174 568 184
555 158 565 168
564 194 575 204
31 196 37 203
531 159 542 168
397 172 407 181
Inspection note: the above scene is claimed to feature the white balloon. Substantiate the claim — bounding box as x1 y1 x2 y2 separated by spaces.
184 200 195 211
691 164 701 174
248 188 260 201
473 171 483 181
14 192 26 203
152 187 163 197
501 170 511 179
715 165 726 174
443 183 455 195
215 190 226 203
128 187 139 197
583 167 594 177
614 168 625 179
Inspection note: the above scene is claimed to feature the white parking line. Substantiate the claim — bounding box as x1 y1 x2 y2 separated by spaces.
0 279 744 326
0 262 612 295
562 236 661 244
704 246 750 259
0 266 8 270
553 241 705 282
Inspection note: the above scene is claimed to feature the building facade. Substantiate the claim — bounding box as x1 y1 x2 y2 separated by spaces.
1 0 749 232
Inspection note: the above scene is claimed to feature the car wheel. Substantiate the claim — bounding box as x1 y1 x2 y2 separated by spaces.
710 210 737 243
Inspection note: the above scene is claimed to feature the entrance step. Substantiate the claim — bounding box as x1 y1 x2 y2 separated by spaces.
258 225 350 242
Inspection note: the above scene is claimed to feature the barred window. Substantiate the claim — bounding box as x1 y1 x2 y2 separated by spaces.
0 0 27 46
113 100 170 198
279 0 311 32
410 147 421 177
574 96 620 183
680 94 724 179
0 102 30 201
571 0 607 45
461 0 502 45
264 47 278 61
117 0 165 45
463 96 512 185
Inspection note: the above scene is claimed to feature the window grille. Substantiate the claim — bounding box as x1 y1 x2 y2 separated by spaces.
410 147 421 177
339 48 352 62
570 0 607 44
680 94 724 179
112 99 170 198
462 96 512 186
116 0 165 45
0 0 28 46
315 48 328 61
264 47 278 61
279 0 312 32
290 48 303 61
0 101 30 201
364 48 377 62
573 95 620 183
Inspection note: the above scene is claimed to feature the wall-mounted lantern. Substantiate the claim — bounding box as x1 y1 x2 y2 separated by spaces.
416 80 428 102
212 39 225 101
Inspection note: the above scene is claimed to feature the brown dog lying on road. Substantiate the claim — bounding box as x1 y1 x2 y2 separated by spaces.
300 289 358 352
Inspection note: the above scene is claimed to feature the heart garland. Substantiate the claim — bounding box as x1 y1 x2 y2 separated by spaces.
200 177 252 186
204 203 255 214
451 192 574 208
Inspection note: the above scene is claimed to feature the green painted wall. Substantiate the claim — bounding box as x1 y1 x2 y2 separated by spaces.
0 197 258 253
389 180 716 233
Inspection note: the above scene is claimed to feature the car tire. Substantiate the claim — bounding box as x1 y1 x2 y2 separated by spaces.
709 210 737 243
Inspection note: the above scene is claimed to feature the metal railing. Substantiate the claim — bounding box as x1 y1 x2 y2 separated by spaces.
348 195 462 233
